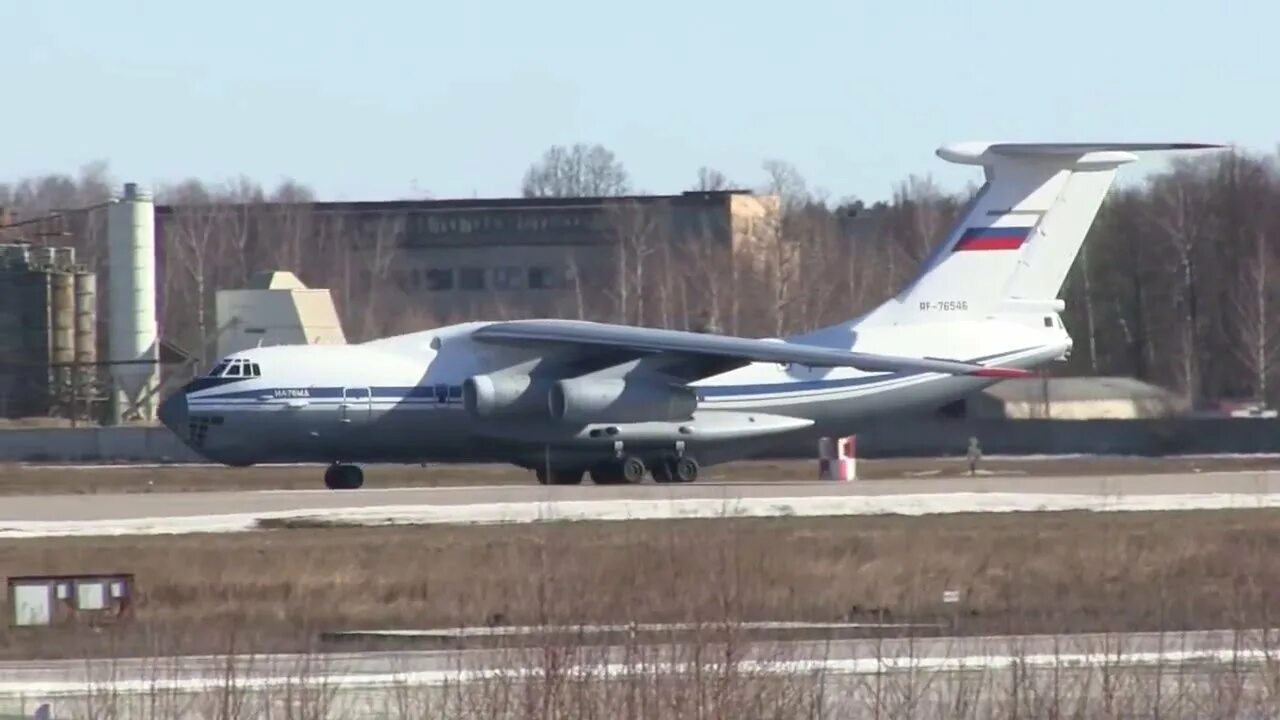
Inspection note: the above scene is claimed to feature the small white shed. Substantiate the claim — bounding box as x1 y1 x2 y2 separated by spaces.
214 271 346 359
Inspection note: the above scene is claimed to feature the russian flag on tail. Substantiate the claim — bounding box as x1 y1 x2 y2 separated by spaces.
953 226 1032 252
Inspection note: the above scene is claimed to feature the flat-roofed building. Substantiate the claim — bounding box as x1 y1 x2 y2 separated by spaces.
156 190 780 325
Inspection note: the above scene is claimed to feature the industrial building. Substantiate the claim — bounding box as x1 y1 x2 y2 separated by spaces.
0 242 96 419
156 190 781 320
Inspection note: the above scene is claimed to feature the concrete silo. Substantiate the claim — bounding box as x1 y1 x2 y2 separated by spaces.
105 183 159 424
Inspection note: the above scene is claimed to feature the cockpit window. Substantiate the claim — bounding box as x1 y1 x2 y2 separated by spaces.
207 358 262 378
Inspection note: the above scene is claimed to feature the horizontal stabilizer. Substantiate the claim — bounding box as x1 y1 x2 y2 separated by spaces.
939 141 1224 166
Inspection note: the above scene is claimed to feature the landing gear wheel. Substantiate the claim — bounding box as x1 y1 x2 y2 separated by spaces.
619 455 646 484
324 463 364 490
655 456 700 483
536 467 585 485
590 456 646 485
589 465 621 485
673 456 699 483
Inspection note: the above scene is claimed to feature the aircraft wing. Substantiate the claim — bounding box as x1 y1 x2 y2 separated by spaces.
472 320 1030 378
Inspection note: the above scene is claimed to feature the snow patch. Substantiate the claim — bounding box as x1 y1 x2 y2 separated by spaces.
3 648 1276 698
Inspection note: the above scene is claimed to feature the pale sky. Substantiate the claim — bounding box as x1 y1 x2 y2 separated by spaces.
4 0 1277 202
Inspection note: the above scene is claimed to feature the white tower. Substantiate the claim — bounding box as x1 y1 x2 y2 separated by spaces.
106 183 159 424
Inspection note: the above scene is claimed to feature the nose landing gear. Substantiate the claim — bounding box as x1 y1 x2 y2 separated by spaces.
324 463 364 490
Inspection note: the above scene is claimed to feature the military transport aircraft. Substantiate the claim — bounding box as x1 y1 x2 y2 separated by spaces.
159 141 1218 489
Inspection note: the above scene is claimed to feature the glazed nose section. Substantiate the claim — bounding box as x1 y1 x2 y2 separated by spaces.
158 391 189 435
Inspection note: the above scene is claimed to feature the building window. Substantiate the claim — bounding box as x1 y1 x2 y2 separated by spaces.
493 266 522 290
459 267 485 291
528 266 556 290
424 269 453 291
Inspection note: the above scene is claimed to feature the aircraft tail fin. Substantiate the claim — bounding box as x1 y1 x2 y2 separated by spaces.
862 141 1221 326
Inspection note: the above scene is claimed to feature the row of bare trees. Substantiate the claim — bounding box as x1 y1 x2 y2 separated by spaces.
3 144 1280 408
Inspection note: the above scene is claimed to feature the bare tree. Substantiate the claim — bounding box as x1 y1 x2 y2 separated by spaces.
158 180 222 364
1149 160 1216 404
883 175 956 281
759 160 810 336
347 214 407 340
1229 230 1280 403
522 144 631 198
692 167 734 192
256 180 318 278
605 200 667 325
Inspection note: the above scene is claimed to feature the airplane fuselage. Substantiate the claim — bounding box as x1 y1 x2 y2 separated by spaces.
163 315 1069 470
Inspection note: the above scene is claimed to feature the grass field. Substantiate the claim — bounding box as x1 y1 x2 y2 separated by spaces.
4 508 1280 660
6 454 1280 495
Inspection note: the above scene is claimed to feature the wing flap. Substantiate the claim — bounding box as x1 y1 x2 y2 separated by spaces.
473 320 1030 378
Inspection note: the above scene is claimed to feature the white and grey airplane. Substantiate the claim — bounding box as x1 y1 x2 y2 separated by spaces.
159 141 1218 489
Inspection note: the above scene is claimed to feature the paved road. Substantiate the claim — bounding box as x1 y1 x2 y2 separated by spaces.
2 471 1280 523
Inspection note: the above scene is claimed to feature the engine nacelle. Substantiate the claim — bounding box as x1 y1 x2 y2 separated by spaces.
463 374 544 417
548 378 698 424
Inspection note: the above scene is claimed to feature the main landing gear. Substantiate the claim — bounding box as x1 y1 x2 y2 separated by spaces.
653 456 699 484
539 454 699 485
324 463 364 490
589 455 649 485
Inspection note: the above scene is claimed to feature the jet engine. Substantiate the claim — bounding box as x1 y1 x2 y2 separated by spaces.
548 378 698 424
463 374 543 417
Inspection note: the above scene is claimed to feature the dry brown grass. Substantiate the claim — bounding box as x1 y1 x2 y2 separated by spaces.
4 509 1280 660
5 454 1280 495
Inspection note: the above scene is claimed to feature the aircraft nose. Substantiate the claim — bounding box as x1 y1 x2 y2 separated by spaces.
158 391 188 435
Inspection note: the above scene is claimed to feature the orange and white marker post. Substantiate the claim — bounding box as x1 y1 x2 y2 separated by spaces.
818 436 858 481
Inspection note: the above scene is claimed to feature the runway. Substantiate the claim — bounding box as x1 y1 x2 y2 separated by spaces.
3 629 1278 718
4 472 1280 538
